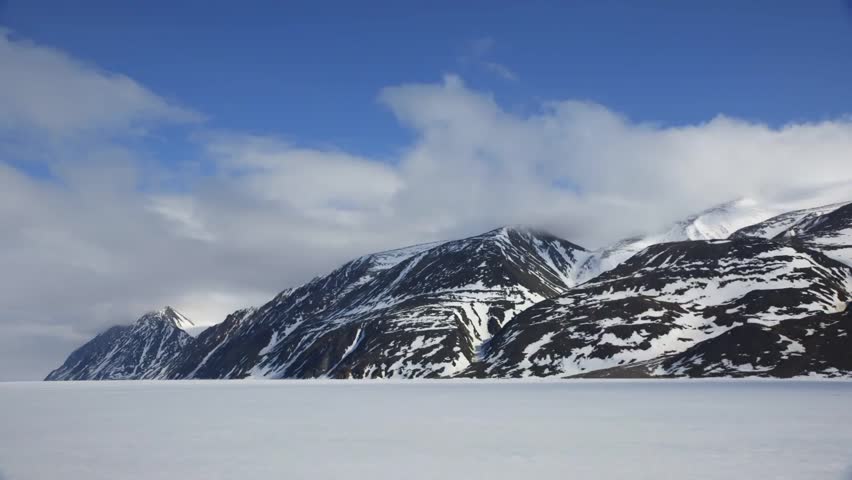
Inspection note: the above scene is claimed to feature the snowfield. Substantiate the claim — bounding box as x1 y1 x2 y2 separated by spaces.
1 380 851 480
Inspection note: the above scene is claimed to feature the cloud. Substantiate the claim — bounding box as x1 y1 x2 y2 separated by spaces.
378 75 852 238
3 36 852 380
204 134 403 227
482 61 518 81
0 29 201 138
460 36 519 82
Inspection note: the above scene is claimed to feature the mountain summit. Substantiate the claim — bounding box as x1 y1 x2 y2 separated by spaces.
45 307 195 380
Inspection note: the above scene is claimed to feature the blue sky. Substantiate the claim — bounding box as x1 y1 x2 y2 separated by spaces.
4 1 852 380
4 0 852 159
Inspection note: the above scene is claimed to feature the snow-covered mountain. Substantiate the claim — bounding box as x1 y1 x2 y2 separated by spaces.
163 227 587 379
476 238 852 378
734 201 852 267
45 307 195 380
573 198 778 283
791 202 852 266
732 201 849 240
46 197 852 381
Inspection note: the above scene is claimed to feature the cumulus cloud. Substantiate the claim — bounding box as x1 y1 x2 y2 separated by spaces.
2 35 852 380
379 75 852 239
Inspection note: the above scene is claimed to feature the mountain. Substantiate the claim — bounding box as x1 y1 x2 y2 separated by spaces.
477 238 852 378
46 198 852 381
731 201 849 240
789 202 852 266
45 307 195 380
733 201 852 268
163 227 587 379
574 198 777 283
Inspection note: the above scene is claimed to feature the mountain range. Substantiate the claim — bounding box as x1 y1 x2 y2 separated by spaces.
46 197 852 380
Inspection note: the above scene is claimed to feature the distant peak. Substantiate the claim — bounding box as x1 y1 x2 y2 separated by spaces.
480 225 573 242
481 225 539 237
734 197 759 207
686 197 758 220
138 306 195 330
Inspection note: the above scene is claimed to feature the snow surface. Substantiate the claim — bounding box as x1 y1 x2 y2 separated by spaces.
1 380 852 480
575 197 779 283
734 201 849 240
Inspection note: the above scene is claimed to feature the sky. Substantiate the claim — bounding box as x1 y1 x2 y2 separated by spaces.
2 0 852 380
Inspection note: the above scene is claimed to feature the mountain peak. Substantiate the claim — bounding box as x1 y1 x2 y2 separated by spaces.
478 225 571 244
481 224 537 236
574 197 777 284
138 306 195 330
46 306 195 381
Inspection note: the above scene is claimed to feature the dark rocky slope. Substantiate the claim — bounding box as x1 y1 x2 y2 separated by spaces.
45 307 194 380
166 227 587 379
476 238 852 378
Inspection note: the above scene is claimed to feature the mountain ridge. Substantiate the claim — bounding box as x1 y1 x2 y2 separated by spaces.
164 226 588 379
46 199 852 381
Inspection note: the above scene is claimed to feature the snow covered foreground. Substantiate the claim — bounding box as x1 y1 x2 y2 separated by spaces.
1 381 851 480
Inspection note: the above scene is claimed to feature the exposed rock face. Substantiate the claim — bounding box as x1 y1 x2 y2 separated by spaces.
733 201 852 266
45 307 194 380
477 238 852 378
732 201 849 240
167 227 587 379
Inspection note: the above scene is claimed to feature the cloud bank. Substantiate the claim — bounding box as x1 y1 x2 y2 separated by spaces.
2 32 852 379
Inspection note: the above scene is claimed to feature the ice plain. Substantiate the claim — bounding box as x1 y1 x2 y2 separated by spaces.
1 379 851 480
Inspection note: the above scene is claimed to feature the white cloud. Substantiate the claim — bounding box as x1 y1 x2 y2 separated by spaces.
482 61 518 81
0 29 200 138
204 134 403 225
460 36 519 82
2 35 852 380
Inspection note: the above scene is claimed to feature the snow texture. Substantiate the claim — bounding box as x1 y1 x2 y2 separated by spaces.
482 237 852 378
574 197 778 283
1 380 852 480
